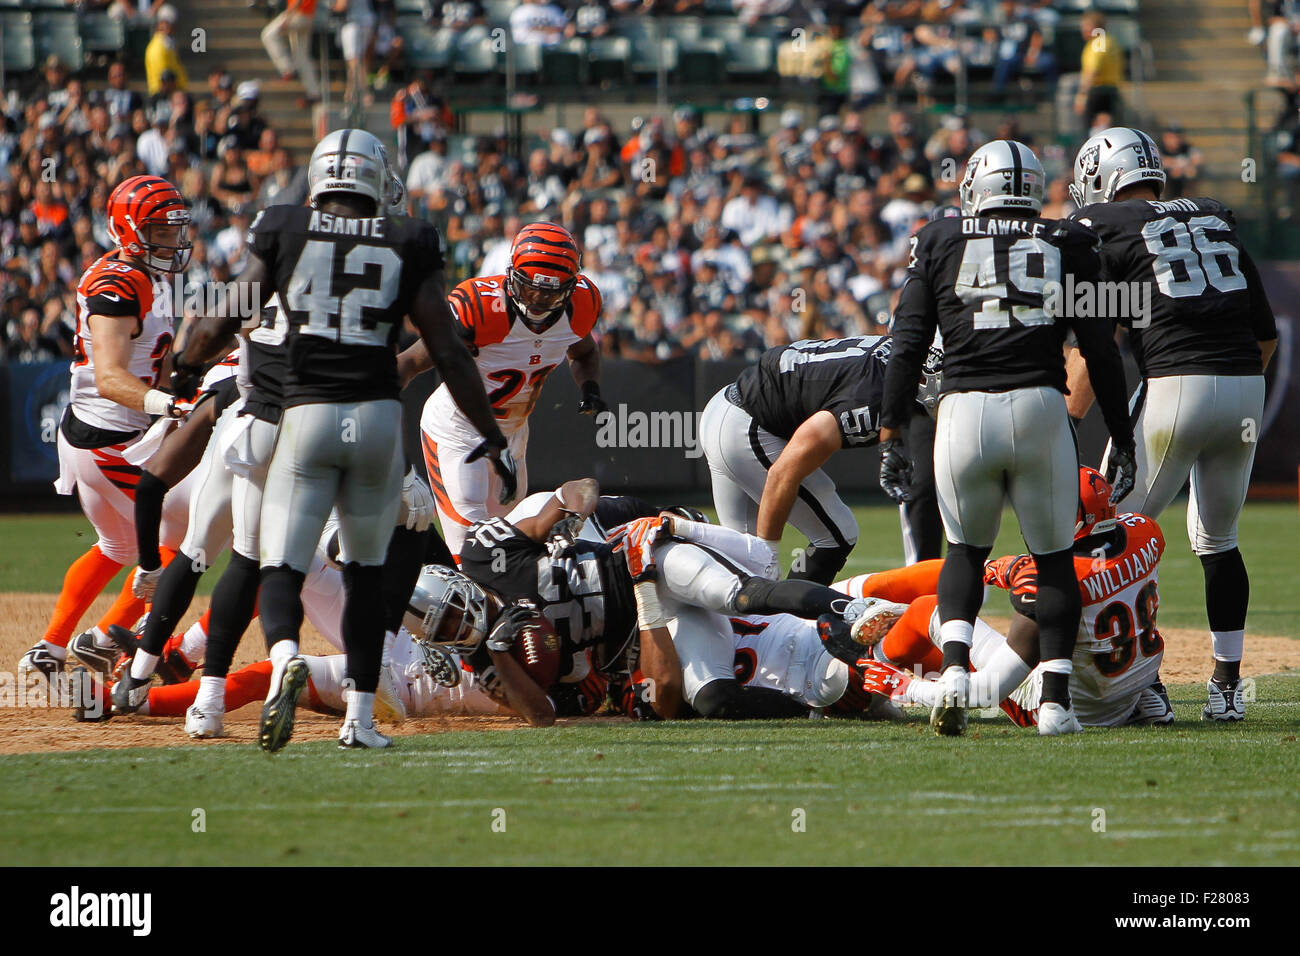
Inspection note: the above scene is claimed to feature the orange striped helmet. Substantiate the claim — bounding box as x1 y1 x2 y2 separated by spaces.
1076 466 1117 541
107 175 192 274
507 222 580 326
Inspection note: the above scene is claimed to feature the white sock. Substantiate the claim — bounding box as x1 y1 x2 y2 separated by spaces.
939 619 974 648
967 643 1033 710
195 676 226 712
130 651 158 682
179 620 208 665
345 690 375 726
92 626 114 650
903 670 940 707
268 639 299 669
1211 629 1244 663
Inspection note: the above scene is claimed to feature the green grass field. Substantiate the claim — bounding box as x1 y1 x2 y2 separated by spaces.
1 504 1297 866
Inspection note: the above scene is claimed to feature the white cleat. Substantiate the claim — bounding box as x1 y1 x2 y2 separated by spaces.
1038 702 1084 736
844 598 908 647
185 704 225 739
1203 677 1245 722
339 719 392 749
930 666 969 737
374 665 407 725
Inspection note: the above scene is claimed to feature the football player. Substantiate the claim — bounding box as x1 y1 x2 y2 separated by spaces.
398 222 605 559
861 467 1173 729
1064 127 1278 721
164 128 512 751
20 176 197 690
879 140 1138 737
699 335 943 585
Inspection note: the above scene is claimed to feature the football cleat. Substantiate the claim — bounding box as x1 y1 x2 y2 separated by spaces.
338 719 392 749
843 597 907 647
930 666 969 737
418 642 461 688
1203 677 1245 722
259 656 309 753
70 666 112 722
1038 701 1084 736
110 673 152 714
69 629 123 681
374 666 407 725
185 704 225 739
17 641 64 686
1128 681 1175 725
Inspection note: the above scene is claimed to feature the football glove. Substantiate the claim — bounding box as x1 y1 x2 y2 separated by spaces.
859 658 915 702
609 515 665 583
169 360 203 402
577 380 608 416
1105 441 1137 505
467 435 518 505
985 553 1039 619
486 600 537 653
131 564 164 601
878 437 913 503
400 467 436 532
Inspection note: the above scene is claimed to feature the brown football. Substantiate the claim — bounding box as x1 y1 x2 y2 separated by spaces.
510 617 562 688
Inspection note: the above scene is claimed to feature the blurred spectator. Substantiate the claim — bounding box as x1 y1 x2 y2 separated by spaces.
511 0 567 46
1159 124 1202 198
226 82 268 150
104 61 145 121
406 133 451 211
1249 0 1300 87
7 307 60 363
336 0 378 108
145 5 189 95
993 0 1056 93
1041 176 1076 219
210 137 254 212
257 148 307 208
1073 11 1123 127
391 71 451 168
567 0 611 40
722 171 788 246
262 0 322 105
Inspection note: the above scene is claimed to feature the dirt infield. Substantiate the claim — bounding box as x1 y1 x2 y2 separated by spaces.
1 592 1297 755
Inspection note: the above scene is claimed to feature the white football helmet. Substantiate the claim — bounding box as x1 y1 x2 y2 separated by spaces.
404 565 493 650
958 140 1045 216
307 128 404 211
1069 127 1165 208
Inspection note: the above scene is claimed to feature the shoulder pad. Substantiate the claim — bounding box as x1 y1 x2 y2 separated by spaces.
449 276 512 348
567 274 602 338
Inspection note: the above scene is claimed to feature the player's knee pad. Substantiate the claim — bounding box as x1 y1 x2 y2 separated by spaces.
691 678 743 718
788 542 854 585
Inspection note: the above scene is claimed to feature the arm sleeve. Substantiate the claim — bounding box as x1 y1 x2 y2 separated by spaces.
133 471 169 571
880 239 939 430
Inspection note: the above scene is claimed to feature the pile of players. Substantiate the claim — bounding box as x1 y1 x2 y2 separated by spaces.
18 120 1276 747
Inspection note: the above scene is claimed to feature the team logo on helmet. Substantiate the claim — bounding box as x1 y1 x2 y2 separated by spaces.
1078 143 1101 178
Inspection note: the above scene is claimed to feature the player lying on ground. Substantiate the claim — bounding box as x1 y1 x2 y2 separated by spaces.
700 334 943 584
852 467 1173 729
1064 126 1277 721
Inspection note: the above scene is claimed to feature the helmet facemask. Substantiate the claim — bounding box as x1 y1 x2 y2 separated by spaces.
133 214 193 274
507 267 575 328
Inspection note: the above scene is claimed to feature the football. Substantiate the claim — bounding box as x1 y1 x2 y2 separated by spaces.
510 616 562 689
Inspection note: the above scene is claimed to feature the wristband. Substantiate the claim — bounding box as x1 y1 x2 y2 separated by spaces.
633 580 668 630
143 389 175 418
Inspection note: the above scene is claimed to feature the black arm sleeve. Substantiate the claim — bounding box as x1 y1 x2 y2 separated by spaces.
880 272 938 430
1239 246 1279 342
134 470 169 571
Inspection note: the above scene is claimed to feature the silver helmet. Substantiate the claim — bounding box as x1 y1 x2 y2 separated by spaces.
307 128 403 211
958 140 1045 216
1069 127 1165 208
405 565 492 650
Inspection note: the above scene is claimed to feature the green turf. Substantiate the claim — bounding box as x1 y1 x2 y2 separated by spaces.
2 675 1298 866
3 502 1298 634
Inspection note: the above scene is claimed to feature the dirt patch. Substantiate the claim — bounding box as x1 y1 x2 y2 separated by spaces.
0 594 1295 755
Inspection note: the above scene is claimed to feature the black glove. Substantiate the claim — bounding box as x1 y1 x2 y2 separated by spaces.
170 359 203 401
486 600 537 653
467 433 518 505
577 380 608 416
1105 441 1137 505
878 437 913 504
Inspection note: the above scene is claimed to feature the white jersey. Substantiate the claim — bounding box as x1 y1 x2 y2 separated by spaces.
729 612 848 709
70 251 175 433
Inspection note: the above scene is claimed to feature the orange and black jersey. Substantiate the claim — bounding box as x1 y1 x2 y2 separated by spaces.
447 272 601 350
78 252 156 329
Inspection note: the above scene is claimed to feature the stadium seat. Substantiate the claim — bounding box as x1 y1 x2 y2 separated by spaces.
587 36 630 85
542 37 585 87
454 37 500 77
34 11 83 70
401 20 456 70
80 12 127 55
392 0 430 16
1 11 34 74
631 36 679 79
675 38 724 86
701 17 746 45
504 41 543 80
481 0 516 25
659 16 702 44
725 37 774 79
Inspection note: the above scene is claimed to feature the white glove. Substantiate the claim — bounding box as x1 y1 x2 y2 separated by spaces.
132 565 164 601
1249 26 1266 46
400 467 435 532
759 538 782 580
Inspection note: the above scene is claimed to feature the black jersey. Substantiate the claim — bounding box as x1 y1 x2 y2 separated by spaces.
881 213 1133 446
241 299 287 424
1073 197 1277 378
735 335 890 447
247 204 444 407
458 516 637 668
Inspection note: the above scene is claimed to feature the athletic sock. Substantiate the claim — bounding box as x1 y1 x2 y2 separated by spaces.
967 643 1033 710
204 552 261 679
178 620 208 665
194 676 227 713
345 690 376 726
42 545 122 647
130 650 159 682
938 619 974 673
1212 653 1242 684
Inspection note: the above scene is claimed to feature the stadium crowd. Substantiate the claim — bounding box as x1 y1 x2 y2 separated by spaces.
1 0 1201 366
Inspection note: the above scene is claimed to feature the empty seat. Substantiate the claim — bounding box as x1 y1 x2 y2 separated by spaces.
725 36 774 77
631 36 679 76
701 17 745 44
392 0 430 16
80 11 127 54
454 37 500 75
676 37 724 85
587 35 630 85
401 20 457 69
1 11 34 73
659 16 702 43
542 37 585 86
34 11 83 70
482 0 516 25
505 41 543 78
